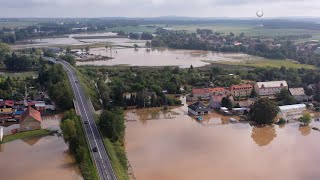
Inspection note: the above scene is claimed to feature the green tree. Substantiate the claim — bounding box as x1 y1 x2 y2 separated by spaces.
85 46 90 53
250 98 280 124
250 88 258 98
221 97 233 110
0 42 10 62
99 108 125 142
299 113 312 126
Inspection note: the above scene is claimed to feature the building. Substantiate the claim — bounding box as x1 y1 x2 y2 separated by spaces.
254 81 288 97
229 84 253 98
0 100 14 115
278 104 306 121
289 88 310 102
35 102 46 114
188 102 212 116
19 107 42 132
188 87 228 101
209 95 227 109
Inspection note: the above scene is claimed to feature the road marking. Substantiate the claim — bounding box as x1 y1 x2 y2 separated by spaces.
60 61 111 179
48 59 116 180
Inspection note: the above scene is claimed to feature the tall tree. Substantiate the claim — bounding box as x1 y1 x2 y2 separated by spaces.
250 98 280 124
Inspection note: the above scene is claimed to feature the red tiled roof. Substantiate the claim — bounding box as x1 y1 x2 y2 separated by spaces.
208 87 226 93
5 100 14 107
20 107 42 123
211 95 227 102
192 87 226 95
192 88 210 95
229 84 253 91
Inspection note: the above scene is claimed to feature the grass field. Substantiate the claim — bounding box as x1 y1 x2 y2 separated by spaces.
106 26 156 34
212 59 316 69
1 129 53 144
167 24 320 40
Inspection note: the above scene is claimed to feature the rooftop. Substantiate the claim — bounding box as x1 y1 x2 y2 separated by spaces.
289 88 306 96
256 81 288 89
188 102 210 112
20 107 42 123
279 104 306 112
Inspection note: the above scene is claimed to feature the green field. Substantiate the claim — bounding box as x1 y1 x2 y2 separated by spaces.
212 59 316 69
166 24 320 39
1 129 53 144
106 26 156 34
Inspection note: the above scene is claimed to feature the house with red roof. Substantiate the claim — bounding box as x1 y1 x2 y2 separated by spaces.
229 84 253 99
189 87 229 101
19 107 42 132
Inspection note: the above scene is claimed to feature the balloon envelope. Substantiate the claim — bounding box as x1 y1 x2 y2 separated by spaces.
256 11 264 17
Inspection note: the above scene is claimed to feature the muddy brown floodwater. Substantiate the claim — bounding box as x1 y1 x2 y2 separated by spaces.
125 97 320 180
77 47 254 68
0 114 83 180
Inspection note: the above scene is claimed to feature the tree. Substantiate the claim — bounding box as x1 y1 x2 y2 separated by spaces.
85 46 90 53
60 54 76 66
250 88 257 98
133 44 139 49
0 42 10 62
313 83 320 102
250 98 280 124
99 108 125 142
276 89 295 105
145 41 151 48
66 47 71 53
221 97 233 110
299 113 312 126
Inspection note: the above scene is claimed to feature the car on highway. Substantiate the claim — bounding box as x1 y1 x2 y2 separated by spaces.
84 121 89 124
75 80 78 83
92 147 98 152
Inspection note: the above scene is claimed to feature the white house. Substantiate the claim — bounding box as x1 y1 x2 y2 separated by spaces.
254 81 288 97
289 88 310 102
278 104 306 121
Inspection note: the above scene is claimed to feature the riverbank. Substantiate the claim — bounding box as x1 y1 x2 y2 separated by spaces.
1 129 54 144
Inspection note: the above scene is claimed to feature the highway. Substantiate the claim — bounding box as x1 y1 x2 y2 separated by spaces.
46 57 117 180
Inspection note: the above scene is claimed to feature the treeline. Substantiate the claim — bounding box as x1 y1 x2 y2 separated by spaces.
151 28 320 66
60 109 99 180
115 30 153 40
90 67 191 108
38 62 73 111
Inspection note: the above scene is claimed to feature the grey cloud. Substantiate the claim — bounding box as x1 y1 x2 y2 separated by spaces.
0 0 319 17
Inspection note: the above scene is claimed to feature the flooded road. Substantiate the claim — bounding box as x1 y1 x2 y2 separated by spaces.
77 47 254 68
125 98 320 180
0 115 83 180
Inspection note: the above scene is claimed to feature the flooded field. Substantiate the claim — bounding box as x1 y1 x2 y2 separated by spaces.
125 98 320 180
0 115 83 180
12 32 146 49
77 47 255 68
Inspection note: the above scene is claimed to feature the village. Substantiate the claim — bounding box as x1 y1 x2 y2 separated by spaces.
187 80 314 123
0 96 56 139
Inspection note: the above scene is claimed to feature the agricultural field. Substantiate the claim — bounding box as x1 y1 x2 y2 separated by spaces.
166 24 320 39
105 26 156 33
212 59 316 69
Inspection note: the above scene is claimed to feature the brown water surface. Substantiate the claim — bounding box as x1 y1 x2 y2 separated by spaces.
125 97 320 180
0 114 83 180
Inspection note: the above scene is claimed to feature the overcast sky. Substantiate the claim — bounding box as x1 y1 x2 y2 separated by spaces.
0 0 319 18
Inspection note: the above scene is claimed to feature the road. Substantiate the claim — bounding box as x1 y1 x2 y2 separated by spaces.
46 57 117 180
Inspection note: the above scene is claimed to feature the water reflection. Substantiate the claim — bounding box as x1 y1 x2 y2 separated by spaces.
251 125 277 146
299 125 312 136
22 136 43 146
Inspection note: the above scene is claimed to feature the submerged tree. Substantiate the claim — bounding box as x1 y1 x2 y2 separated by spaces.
250 98 279 124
